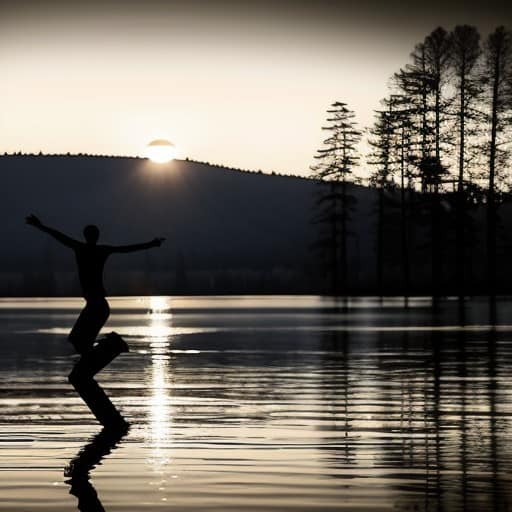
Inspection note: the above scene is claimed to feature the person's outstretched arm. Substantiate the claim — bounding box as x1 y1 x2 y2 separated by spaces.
107 237 165 253
25 214 80 249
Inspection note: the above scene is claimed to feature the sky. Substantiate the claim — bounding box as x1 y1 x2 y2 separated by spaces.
1 0 511 176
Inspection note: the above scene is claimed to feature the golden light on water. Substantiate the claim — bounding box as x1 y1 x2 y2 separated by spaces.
149 296 170 315
146 139 177 164
147 296 173 471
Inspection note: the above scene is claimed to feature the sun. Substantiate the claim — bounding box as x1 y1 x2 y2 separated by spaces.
146 139 177 164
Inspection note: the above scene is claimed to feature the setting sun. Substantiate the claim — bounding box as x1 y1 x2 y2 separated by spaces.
146 139 176 163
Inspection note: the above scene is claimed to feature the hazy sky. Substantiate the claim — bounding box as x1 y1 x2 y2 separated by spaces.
1 1 511 175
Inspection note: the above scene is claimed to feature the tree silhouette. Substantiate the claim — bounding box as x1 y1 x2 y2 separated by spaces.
389 95 415 297
479 27 512 298
395 44 432 176
368 101 395 296
394 28 451 192
311 102 361 295
425 28 452 160
448 25 482 299
420 156 449 300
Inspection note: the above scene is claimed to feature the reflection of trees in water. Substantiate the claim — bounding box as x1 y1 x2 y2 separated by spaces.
455 310 468 512
143 328 308 431
315 303 512 511
409 309 510 512
319 330 355 467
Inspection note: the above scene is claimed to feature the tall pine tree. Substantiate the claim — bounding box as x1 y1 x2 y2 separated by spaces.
311 102 361 295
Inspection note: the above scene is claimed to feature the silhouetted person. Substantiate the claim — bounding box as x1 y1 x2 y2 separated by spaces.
26 214 165 426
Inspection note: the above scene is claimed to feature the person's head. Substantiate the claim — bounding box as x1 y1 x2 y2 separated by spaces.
83 224 100 245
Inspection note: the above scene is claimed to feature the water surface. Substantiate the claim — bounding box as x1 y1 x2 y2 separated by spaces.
0 296 511 511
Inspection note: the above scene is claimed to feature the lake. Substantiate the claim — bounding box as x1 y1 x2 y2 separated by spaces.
0 296 511 511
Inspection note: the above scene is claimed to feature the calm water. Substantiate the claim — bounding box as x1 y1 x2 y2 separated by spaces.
0 295 511 511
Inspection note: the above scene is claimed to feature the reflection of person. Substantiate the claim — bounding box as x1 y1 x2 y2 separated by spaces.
65 424 129 512
26 214 165 426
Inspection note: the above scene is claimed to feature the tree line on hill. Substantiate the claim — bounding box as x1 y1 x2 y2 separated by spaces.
311 25 512 301
2 152 307 180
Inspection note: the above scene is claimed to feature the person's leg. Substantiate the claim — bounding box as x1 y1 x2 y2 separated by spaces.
68 364 126 427
67 298 129 426
69 298 110 353
72 333 129 379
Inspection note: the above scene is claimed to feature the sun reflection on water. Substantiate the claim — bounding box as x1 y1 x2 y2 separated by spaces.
146 297 174 497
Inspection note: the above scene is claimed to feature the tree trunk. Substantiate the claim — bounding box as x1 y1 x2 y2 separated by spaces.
487 51 500 299
377 188 384 297
456 66 466 301
340 179 347 295
400 127 410 297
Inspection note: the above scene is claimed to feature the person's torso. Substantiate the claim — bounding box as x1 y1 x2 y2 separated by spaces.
74 245 110 299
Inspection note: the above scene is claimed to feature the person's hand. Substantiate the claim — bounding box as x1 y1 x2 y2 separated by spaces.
152 237 166 247
25 214 42 227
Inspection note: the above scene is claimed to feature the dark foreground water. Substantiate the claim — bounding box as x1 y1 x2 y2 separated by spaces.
0 296 511 511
